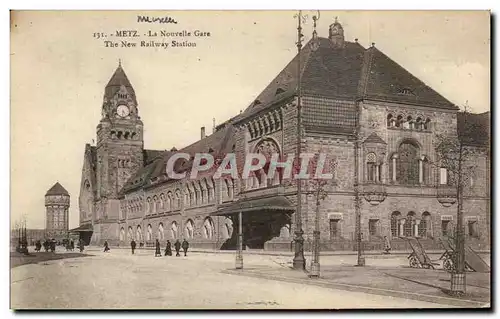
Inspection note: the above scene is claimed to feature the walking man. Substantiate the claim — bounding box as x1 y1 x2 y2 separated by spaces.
103 240 110 252
181 239 190 257
155 239 161 257
164 240 172 256
131 239 137 254
174 239 181 257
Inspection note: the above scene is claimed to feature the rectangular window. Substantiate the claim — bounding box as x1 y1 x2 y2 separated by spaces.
468 221 478 238
329 219 340 239
369 219 379 237
441 220 450 236
440 168 448 185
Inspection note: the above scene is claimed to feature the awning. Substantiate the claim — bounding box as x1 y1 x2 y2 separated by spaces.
212 196 294 216
69 224 93 232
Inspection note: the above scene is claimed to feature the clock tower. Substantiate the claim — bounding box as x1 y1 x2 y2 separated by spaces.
95 61 144 222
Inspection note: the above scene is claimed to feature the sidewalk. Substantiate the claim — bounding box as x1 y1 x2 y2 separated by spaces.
222 265 490 308
99 245 490 259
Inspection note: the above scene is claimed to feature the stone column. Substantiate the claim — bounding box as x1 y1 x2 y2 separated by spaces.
392 155 398 182
399 219 405 237
419 159 423 184
376 165 380 183
414 220 420 237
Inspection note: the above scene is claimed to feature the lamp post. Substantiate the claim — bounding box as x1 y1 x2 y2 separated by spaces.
355 102 364 266
235 211 243 269
292 9 321 272
292 10 306 271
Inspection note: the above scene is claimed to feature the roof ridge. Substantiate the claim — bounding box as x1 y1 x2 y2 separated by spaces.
358 47 375 98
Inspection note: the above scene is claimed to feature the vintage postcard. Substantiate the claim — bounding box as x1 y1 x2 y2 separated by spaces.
10 10 490 310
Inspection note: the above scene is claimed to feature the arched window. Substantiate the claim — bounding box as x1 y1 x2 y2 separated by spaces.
396 115 403 127
222 218 233 239
199 180 206 204
119 227 125 241
366 153 377 182
421 156 429 184
166 192 173 211
424 118 431 130
227 179 234 199
158 223 164 240
128 226 133 240
419 212 432 238
203 217 215 239
415 117 423 130
171 221 178 239
136 225 143 241
397 141 419 185
404 212 416 237
391 212 401 237
185 219 194 239
188 186 194 206
147 224 153 241
222 179 230 200
146 197 151 213
175 189 181 209
406 116 413 129
387 114 393 127
159 194 165 210
153 196 159 213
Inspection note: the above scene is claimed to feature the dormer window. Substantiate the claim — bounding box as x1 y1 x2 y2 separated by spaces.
252 99 261 108
275 88 285 95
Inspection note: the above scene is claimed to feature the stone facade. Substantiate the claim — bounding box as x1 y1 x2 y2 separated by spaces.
79 21 490 251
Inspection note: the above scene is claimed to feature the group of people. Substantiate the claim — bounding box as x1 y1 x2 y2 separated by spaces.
34 239 56 252
65 240 75 251
128 239 190 257
34 238 85 253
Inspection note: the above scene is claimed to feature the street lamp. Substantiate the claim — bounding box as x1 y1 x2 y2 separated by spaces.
292 9 321 272
292 9 306 271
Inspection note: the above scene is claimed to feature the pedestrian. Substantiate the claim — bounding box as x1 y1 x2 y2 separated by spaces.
79 239 85 252
104 240 110 252
131 239 136 254
181 239 189 257
383 236 391 254
174 239 181 257
50 239 56 253
35 240 41 252
70 240 74 251
164 240 172 256
155 239 161 257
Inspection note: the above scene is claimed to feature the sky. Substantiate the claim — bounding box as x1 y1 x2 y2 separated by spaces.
10 10 490 229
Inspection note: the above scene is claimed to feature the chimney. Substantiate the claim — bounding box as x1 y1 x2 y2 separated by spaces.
201 127 206 139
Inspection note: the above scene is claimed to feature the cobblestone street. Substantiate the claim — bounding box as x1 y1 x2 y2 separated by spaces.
10 247 458 309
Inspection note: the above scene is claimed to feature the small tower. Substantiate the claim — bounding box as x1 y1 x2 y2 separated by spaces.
45 182 70 240
328 17 345 48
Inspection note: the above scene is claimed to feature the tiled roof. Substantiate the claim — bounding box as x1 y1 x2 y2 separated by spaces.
235 36 457 126
361 47 456 109
458 111 490 147
120 124 236 195
104 65 137 104
364 132 387 144
46 182 69 196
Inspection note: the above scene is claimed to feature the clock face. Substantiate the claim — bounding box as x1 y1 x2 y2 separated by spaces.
117 105 130 117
